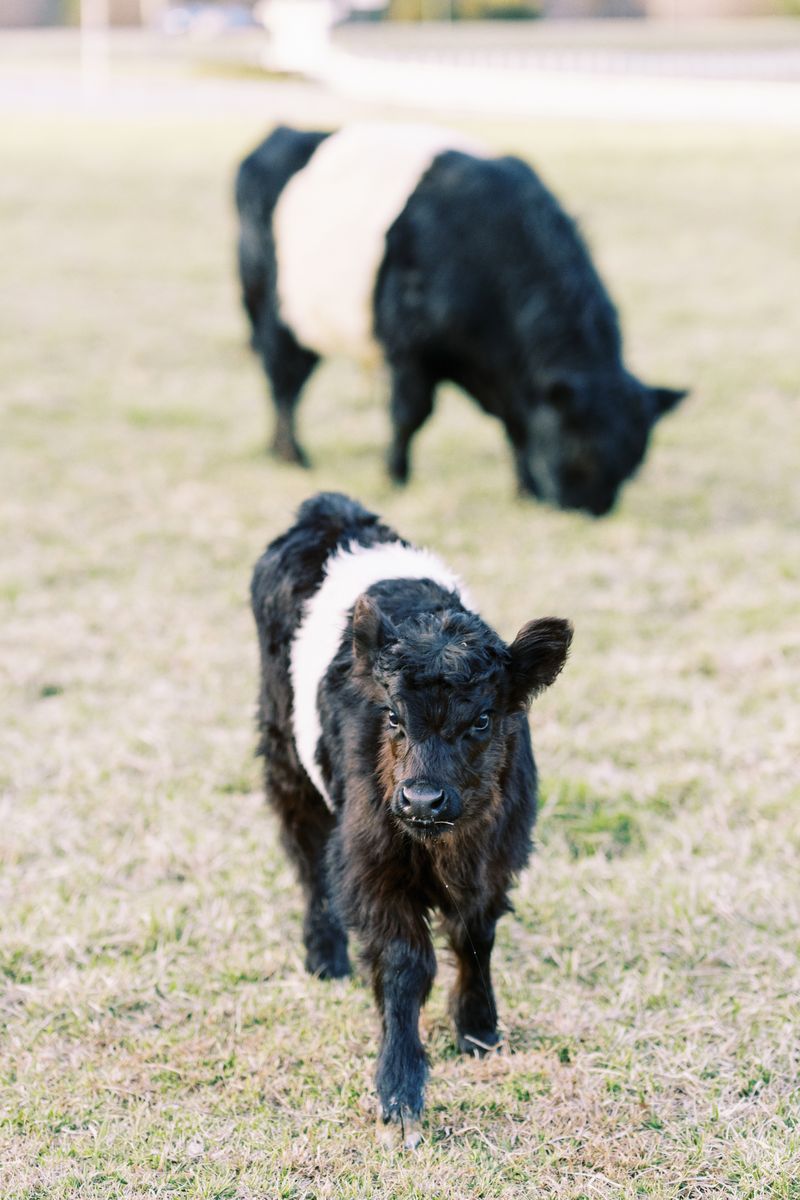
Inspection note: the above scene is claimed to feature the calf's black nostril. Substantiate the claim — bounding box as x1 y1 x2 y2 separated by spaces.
401 784 444 808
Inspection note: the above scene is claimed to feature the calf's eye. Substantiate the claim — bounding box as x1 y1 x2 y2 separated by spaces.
472 713 490 733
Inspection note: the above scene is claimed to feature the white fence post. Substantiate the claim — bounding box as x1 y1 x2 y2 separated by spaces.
80 0 110 101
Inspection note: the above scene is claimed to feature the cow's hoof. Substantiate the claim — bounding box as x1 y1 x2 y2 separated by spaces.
376 1108 423 1151
515 480 539 503
456 1029 502 1057
271 438 309 468
386 452 410 486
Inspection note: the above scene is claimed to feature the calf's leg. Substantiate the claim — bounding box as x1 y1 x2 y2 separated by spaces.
264 759 349 979
288 810 349 980
444 912 501 1055
299 854 350 981
366 933 436 1148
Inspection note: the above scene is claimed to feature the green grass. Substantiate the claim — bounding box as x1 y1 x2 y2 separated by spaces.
2 73 800 1198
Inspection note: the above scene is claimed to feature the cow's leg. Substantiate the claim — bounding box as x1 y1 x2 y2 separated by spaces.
237 228 266 350
365 930 436 1148
503 413 541 499
444 911 501 1055
258 318 319 466
511 444 540 498
386 361 436 485
262 745 349 979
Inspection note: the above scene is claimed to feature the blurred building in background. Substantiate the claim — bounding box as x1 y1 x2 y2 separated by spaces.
0 0 167 26
1 0 795 26
2 0 62 22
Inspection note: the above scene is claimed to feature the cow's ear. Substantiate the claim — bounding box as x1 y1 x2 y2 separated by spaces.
508 617 573 709
352 594 395 680
650 385 688 421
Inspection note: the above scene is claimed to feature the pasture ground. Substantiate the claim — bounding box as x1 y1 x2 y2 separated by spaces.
1 55 799 1199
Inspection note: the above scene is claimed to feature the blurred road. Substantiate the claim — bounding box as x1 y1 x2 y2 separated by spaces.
328 18 800 124
2 24 799 125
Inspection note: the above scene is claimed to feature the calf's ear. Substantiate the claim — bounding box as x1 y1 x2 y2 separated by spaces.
508 617 573 709
352 594 395 685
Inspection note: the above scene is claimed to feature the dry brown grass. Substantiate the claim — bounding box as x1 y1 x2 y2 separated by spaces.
1 54 799 1199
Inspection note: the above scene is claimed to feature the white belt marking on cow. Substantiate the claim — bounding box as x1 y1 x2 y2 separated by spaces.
274 121 488 365
290 539 475 809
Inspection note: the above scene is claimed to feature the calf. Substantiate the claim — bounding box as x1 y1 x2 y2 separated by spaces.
250 492 572 1146
236 121 686 516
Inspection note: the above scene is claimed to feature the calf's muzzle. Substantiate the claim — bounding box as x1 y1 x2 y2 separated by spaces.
393 780 461 832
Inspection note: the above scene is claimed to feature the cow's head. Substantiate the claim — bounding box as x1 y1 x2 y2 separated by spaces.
352 596 572 841
523 371 687 517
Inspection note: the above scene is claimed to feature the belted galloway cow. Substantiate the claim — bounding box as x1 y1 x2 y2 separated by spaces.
250 492 572 1146
236 122 685 516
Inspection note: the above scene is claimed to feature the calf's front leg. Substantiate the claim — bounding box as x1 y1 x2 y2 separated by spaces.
444 912 501 1055
366 934 436 1149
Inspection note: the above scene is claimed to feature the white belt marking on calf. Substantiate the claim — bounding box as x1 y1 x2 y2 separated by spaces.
274 121 488 365
290 540 475 809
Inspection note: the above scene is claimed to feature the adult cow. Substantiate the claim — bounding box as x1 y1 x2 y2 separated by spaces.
236 122 685 516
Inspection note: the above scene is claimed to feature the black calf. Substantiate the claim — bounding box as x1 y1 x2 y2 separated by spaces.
251 492 572 1145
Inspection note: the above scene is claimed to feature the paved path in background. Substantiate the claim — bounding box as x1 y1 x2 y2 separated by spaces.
335 21 800 81
322 45 800 124
1 27 799 126
0 31 363 124
324 21 800 125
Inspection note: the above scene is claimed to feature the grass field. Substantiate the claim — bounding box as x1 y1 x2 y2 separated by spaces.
2 68 800 1198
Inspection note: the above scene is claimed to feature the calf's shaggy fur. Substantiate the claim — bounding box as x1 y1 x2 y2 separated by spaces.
236 121 686 516
251 493 572 1145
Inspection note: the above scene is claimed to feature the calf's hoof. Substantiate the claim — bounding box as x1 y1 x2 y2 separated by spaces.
376 1107 423 1151
456 1029 502 1057
304 943 350 981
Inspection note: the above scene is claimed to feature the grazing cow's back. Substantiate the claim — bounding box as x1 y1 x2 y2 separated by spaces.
236 122 686 515
251 492 572 1146
273 122 487 364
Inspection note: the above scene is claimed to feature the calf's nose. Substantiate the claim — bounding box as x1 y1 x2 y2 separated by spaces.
401 783 445 822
